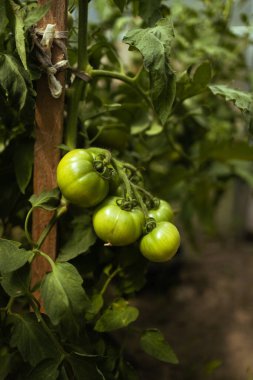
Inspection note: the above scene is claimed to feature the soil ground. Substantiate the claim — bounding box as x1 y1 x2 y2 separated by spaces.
132 238 253 380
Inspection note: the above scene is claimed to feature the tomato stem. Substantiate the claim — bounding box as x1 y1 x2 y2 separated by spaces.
24 207 34 246
111 158 133 200
130 183 149 219
100 267 121 296
35 205 68 250
65 0 89 149
91 69 154 111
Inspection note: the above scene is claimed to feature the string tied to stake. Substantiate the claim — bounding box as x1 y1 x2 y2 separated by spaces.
33 24 69 99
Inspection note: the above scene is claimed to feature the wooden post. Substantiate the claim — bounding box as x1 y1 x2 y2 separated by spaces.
32 0 67 287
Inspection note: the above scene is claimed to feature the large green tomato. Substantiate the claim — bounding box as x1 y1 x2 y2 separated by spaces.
148 200 174 223
140 222 180 262
92 197 145 246
57 149 109 208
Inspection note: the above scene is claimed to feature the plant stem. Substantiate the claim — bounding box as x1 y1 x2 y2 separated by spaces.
100 267 121 296
24 208 34 245
35 205 67 250
65 0 89 149
131 184 149 219
78 0 88 70
35 249 56 270
111 158 132 198
91 69 154 110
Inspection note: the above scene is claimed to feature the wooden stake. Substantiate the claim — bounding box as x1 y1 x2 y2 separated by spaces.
32 0 67 287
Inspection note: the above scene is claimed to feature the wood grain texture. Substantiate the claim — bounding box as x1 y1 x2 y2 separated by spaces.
32 0 67 287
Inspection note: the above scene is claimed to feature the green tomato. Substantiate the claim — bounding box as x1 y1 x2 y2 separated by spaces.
148 199 174 222
140 222 180 262
92 196 145 246
57 149 109 208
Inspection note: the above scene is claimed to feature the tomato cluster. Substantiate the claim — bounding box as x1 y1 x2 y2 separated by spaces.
57 148 180 262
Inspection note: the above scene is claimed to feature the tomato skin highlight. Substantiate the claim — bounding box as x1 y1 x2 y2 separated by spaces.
140 222 180 262
148 200 174 223
92 197 145 246
57 149 109 208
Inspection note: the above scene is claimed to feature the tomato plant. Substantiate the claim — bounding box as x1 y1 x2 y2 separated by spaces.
0 0 252 378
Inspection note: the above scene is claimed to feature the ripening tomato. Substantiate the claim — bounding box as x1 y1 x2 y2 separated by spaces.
148 199 174 223
57 149 109 208
140 222 180 262
92 196 145 246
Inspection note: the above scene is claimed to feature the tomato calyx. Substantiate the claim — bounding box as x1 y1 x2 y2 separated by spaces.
116 197 138 211
93 153 114 180
144 217 156 234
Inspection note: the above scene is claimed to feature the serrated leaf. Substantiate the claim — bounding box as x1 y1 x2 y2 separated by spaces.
29 189 60 210
24 2 51 30
1 264 30 297
123 18 176 125
10 313 59 366
208 84 253 111
0 239 33 274
41 262 89 325
95 299 139 332
68 354 105 380
8 0 27 70
13 140 33 193
0 54 31 110
140 329 178 364
26 359 60 380
112 0 126 13
57 215 96 262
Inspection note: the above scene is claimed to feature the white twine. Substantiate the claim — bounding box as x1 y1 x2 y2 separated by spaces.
35 24 69 98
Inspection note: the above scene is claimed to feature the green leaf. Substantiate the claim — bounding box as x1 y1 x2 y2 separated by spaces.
26 359 60 380
145 123 163 136
10 313 59 366
138 0 163 25
94 299 139 332
131 124 149 135
123 18 176 125
0 53 31 110
29 189 60 210
111 0 126 13
85 293 104 321
13 140 33 194
67 354 105 380
140 329 178 364
0 239 33 274
0 2 9 37
1 264 30 297
41 262 89 325
24 2 51 30
208 84 253 111
57 215 96 262
8 0 27 70
177 61 212 100
119 359 139 380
